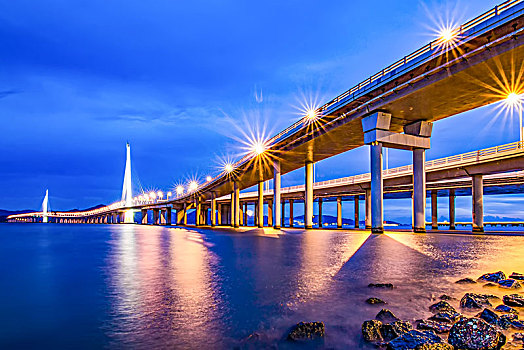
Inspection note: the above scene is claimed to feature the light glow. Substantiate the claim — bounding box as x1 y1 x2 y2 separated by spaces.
188 181 198 192
157 191 163 199
251 141 266 156
176 185 184 195
505 92 523 108
149 191 156 200
206 176 212 182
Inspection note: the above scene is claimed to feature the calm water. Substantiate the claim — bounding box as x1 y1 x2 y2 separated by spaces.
0 223 523 349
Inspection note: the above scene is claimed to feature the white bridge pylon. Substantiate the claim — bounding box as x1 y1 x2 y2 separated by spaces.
42 189 49 223
122 143 134 223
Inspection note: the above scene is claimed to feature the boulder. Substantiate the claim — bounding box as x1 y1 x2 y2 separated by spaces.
495 304 518 314
386 330 444 350
509 272 524 280
498 314 518 329
456 277 477 284
369 283 394 289
511 320 524 330
416 320 452 333
503 294 524 307
376 309 400 323
429 301 456 313
460 293 493 309
483 282 498 288
478 271 506 283
448 317 506 350
366 297 386 305
382 320 413 341
498 279 522 289
513 332 524 343
362 319 383 343
287 321 325 341
429 311 461 323
439 294 452 300
476 308 499 326
415 344 454 350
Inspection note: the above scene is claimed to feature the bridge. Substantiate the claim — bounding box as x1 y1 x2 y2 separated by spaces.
7 0 524 233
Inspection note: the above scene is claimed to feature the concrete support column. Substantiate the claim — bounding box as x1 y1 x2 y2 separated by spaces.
160 209 166 225
196 197 202 226
141 209 148 224
268 200 273 227
211 195 217 227
431 190 438 230
337 196 342 228
304 161 314 229
281 201 285 227
318 198 323 228
413 148 426 233
273 160 281 229
166 208 172 226
243 203 248 226
234 182 240 228
365 188 371 229
217 204 222 225
183 202 188 225
239 203 244 226
370 143 384 233
230 193 235 227
257 182 264 228
354 195 360 228
289 199 294 227
153 209 160 225
472 175 484 232
449 189 456 230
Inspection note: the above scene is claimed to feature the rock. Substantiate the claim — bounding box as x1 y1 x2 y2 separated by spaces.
287 321 325 341
476 308 499 326
498 314 518 329
362 319 383 343
503 294 524 307
448 317 506 350
510 272 524 280
376 309 400 323
478 271 506 283
382 321 413 341
460 293 493 309
495 304 519 314
439 294 452 300
369 283 394 289
483 282 498 288
498 278 522 289
366 297 386 305
511 320 524 330
513 332 524 342
429 311 461 323
415 344 454 350
456 277 477 284
429 301 456 313
386 330 443 350
416 320 452 333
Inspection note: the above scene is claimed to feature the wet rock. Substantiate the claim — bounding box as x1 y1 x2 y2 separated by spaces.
429 301 456 313
448 317 506 350
382 321 413 341
386 330 443 350
429 311 461 323
478 271 506 283
366 297 386 305
439 294 452 300
513 332 524 343
376 309 400 323
498 278 522 289
503 294 524 307
510 272 524 280
511 320 524 330
362 319 383 343
498 314 518 329
287 321 325 341
369 283 394 289
415 344 454 350
476 308 499 326
495 304 519 314
456 277 477 284
460 293 493 309
416 320 452 333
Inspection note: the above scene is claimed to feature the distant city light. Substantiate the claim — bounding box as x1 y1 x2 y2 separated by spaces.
246 209 254 217
157 191 163 199
167 191 172 198
149 191 156 199
206 176 212 182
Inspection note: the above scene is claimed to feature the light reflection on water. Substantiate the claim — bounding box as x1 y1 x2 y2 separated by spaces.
0 224 523 349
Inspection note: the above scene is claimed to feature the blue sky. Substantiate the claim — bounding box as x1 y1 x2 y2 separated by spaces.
1 0 522 221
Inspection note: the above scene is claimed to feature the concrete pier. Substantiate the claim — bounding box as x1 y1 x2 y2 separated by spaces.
153 209 160 225
211 195 216 227
273 160 281 229
289 199 294 227
449 189 455 230
354 196 360 228
365 189 371 229
234 182 240 228
318 198 323 228
472 175 484 232
370 142 384 233
257 182 264 228
431 190 438 230
141 209 148 224
413 148 426 233
304 161 314 229
336 196 342 228
166 207 171 226
281 201 285 228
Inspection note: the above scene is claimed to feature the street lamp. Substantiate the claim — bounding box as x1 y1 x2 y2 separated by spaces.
505 92 523 142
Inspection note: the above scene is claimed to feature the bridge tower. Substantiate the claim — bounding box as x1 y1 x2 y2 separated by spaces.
42 189 49 223
122 143 134 223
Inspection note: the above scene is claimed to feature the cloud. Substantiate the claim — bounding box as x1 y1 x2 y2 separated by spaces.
0 89 21 99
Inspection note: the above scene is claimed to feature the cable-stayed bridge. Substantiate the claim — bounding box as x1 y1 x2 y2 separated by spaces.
7 0 524 233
